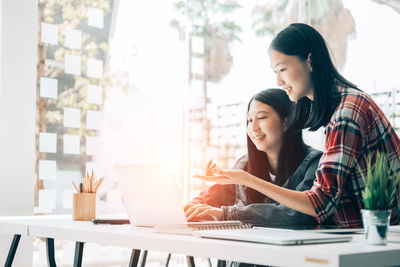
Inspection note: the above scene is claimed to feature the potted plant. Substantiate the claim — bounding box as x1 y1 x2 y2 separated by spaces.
358 151 400 245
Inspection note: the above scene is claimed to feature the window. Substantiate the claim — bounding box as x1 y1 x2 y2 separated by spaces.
36 0 115 213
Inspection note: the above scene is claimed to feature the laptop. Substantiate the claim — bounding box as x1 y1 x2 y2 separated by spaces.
114 163 248 233
115 163 187 227
194 227 353 245
255 225 364 234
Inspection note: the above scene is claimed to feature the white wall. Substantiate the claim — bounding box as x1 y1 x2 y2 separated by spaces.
0 0 37 265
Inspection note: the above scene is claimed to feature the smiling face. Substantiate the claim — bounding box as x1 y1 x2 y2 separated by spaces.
247 100 286 154
269 49 314 102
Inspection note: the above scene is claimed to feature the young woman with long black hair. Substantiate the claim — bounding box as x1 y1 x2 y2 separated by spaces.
185 88 322 227
195 23 400 228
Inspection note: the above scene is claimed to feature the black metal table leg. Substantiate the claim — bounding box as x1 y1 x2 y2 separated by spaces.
165 253 171 267
46 238 57 267
187 256 195 267
5 234 21 267
217 260 227 267
129 249 141 267
139 250 148 267
73 241 84 267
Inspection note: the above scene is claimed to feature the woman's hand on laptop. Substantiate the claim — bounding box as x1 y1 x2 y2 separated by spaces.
184 203 223 222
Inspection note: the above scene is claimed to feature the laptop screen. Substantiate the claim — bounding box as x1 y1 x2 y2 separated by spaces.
115 163 188 227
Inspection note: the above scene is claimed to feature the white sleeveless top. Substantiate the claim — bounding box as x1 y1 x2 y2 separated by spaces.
269 172 276 183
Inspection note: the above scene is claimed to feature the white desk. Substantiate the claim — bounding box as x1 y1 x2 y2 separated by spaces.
1 216 400 267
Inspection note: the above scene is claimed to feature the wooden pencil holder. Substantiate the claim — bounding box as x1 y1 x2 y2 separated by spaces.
73 193 96 221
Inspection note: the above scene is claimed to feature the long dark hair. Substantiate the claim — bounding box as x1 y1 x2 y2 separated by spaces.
270 23 358 131
246 89 307 190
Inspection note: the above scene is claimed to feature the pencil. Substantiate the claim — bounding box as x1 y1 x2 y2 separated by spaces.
83 177 87 193
87 171 91 193
94 177 104 193
71 180 79 193
93 177 100 193
91 170 94 193
93 178 99 191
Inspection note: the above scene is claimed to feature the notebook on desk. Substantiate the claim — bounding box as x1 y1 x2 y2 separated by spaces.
114 163 251 235
389 225 400 233
194 227 353 245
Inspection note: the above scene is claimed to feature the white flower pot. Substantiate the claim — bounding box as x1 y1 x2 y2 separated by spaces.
361 209 391 245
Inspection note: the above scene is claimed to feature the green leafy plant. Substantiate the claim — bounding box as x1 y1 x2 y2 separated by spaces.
357 151 400 210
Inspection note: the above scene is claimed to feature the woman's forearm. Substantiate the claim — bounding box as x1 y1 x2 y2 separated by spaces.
245 173 317 217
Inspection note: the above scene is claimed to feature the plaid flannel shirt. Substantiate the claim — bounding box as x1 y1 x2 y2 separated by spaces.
305 86 400 228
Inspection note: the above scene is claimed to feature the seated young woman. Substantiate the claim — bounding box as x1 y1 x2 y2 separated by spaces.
184 88 322 227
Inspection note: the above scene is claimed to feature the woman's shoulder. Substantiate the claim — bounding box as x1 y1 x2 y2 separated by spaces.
286 146 322 186
302 146 323 166
338 86 372 103
331 86 373 125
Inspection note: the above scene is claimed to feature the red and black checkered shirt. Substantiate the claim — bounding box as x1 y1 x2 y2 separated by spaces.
305 86 400 228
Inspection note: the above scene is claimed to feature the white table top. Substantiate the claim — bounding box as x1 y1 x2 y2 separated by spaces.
0 216 30 235
1 215 400 267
